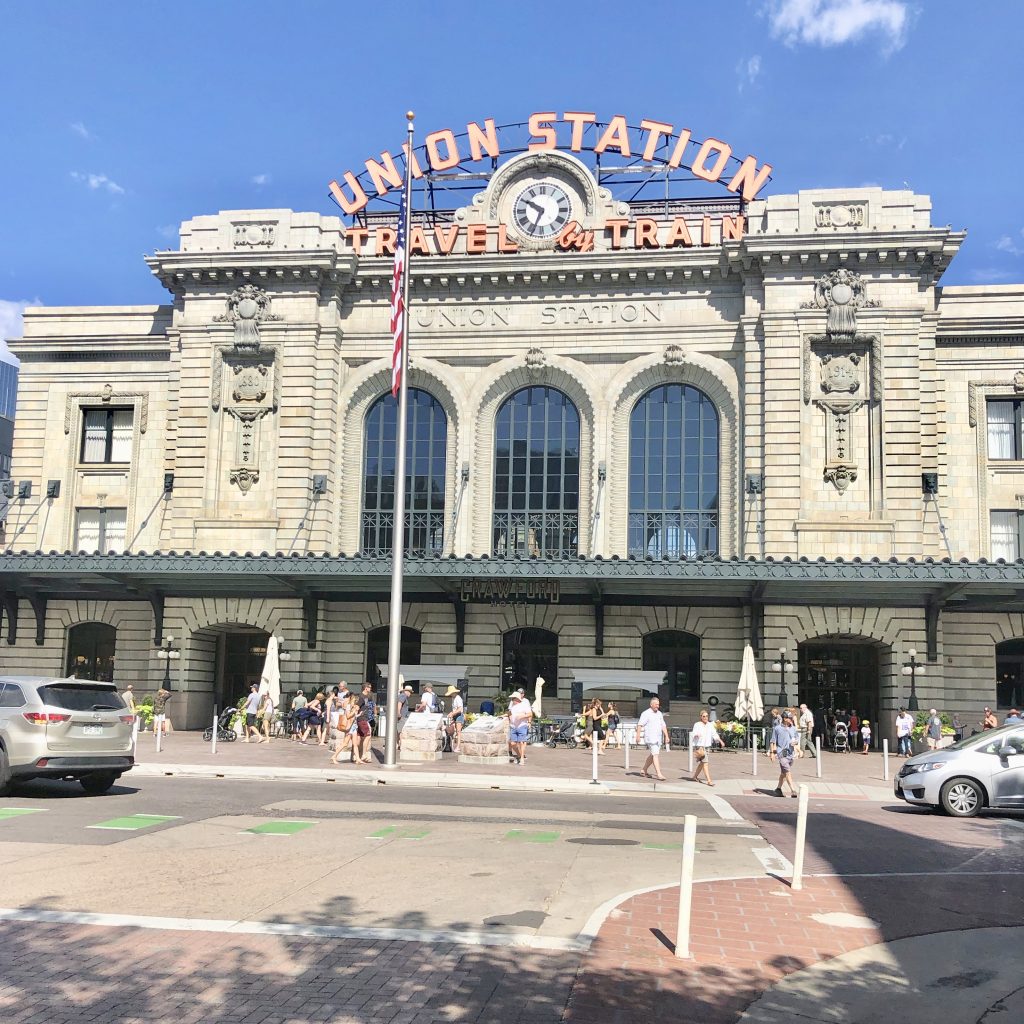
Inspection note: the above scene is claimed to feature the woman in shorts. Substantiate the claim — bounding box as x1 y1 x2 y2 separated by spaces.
690 709 724 786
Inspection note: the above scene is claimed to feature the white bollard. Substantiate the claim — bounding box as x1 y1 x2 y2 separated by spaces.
815 737 822 778
791 784 810 891
131 716 140 758
211 710 219 755
155 716 163 753
687 740 694 774
882 738 889 782
674 814 698 959
624 731 630 773
591 736 599 785
752 733 758 777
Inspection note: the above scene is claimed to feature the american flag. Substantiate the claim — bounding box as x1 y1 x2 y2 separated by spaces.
389 191 407 398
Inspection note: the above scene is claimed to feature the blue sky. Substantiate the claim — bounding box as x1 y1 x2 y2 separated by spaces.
1 0 1021 349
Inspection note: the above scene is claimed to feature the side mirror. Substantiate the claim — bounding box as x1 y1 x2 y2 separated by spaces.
997 746 1016 758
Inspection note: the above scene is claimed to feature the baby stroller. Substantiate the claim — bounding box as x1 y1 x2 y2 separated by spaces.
545 719 578 748
832 721 849 753
203 706 238 742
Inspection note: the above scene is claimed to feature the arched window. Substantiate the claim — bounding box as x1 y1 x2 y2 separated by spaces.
996 639 1024 709
362 388 447 556
502 627 558 694
642 629 700 700
628 384 719 558
365 625 422 684
66 622 117 681
493 386 580 557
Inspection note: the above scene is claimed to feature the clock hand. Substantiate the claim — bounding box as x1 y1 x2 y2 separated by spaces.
527 200 545 224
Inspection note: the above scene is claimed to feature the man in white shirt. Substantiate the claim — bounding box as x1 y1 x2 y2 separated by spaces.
690 709 724 786
798 704 816 759
637 696 670 781
508 692 532 764
895 707 914 757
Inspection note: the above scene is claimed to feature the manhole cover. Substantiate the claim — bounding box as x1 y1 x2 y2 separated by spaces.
566 837 640 846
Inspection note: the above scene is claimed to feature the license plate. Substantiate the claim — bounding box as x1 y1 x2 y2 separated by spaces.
83 725 104 736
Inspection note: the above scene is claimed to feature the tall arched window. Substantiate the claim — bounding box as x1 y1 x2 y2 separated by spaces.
365 625 422 684
493 386 580 557
642 629 700 700
628 384 719 558
66 622 117 681
362 388 447 556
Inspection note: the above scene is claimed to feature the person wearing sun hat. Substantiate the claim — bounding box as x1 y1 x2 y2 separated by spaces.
859 717 872 754
445 685 465 753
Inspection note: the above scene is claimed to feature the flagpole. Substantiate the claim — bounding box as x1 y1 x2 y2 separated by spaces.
384 111 415 769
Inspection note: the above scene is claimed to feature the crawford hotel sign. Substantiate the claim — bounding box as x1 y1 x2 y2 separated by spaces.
328 111 772 254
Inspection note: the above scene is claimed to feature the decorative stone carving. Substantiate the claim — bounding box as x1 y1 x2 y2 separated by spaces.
232 363 269 403
64 391 149 434
815 203 867 230
664 344 685 366
1015 370 1024 393
820 352 861 395
229 466 260 493
213 284 280 351
824 464 857 492
232 222 277 248
525 347 547 378
802 268 878 340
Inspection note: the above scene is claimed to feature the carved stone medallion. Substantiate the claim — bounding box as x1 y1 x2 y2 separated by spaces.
820 352 861 395
214 284 280 351
232 364 269 403
802 268 878 339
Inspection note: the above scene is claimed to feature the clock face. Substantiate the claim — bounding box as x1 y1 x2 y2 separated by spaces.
512 180 573 240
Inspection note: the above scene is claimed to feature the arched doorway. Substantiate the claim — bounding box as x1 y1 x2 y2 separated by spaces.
502 627 558 694
365 625 422 684
996 639 1024 709
65 622 116 681
642 629 701 700
798 638 882 735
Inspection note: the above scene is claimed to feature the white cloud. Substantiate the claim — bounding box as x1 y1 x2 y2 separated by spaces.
70 121 94 141
764 0 910 52
736 54 762 91
251 173 271 186
0 298 37 364
70 171 125 195
994 230 1024 257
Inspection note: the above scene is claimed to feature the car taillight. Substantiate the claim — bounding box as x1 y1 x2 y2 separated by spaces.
22 712 72 724
119 715 135 724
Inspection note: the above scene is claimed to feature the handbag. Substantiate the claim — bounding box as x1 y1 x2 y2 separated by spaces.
356 719 371 737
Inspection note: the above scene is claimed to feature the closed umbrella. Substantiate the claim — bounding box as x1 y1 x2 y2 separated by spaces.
258 635 282 710
735 644 764 746
534 675 545 719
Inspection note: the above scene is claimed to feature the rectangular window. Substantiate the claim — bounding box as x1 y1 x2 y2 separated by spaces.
81 408 133 464
75 507 128 552
990 510 1023 561
987 400 1022 460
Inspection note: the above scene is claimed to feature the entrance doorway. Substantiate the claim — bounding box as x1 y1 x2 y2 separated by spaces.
217 629 271 711
798 639 881 741
502 627 557 695
65 622 116 681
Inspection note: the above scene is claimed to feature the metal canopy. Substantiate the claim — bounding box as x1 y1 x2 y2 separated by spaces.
0 552 1022 612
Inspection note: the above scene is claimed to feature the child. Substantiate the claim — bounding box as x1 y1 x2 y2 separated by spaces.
860 719 872 754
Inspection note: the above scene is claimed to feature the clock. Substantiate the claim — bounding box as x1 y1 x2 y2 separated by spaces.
511 180 573 240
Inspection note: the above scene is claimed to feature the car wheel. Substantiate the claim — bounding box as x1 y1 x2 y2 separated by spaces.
940 777 984 817
79 771 120 795
0 745 11 796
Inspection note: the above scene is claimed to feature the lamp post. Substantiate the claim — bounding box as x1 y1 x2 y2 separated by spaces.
901 648 924 712
156 635 180 688
771 647 794 706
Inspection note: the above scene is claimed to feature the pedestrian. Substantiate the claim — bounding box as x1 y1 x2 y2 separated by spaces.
952 713 965 742
798 703 816 758
153 686 172 735
860 719 871 754
419 684 437 713
330 693 357 764
605 702 621 749
983 707 998 731
354 683 376 763
122 684 137 715
299 692 325 744
925 708 943 750
242 684 262 742
849 708 860 743
769 710 798 797
895 707 914 756
326 686 342 744
396 683 412 751
445 685 465 753
587 698 606 753
260 689 276 742
1005 708 1022 725
689 708 724 786
637 696 670 782
508 692 532 764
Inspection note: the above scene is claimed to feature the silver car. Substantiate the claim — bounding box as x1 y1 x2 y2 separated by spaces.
895 722 1024 817
0 676 135 795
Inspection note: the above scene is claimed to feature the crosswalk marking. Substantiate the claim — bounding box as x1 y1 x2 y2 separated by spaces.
88 814 179 831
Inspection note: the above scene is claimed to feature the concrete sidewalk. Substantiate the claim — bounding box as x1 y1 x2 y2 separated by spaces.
132 732 895 802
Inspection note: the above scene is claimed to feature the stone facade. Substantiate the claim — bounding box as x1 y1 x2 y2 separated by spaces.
5 155 1024 738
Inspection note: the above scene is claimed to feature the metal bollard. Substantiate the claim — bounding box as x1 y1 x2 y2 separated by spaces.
752 733 758 777
591 736 599 785
211 709 219 755
815 737 822 778
883 738 889 781
791 784 810 891
674 814 697 959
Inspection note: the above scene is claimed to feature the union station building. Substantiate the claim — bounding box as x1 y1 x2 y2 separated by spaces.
3 117 1024 738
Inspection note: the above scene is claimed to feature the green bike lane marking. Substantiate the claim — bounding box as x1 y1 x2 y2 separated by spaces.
504 830 560 844
642 842 682 851
367 826 430 840
88 814 180 831
244 820 317 836
0 808 48 821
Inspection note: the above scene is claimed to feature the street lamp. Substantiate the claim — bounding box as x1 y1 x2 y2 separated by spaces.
276 635 292 662
901 648 924 712
771 647 794 706
155 635 180 688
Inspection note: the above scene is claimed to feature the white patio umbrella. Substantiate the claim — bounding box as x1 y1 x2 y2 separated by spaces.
735 644 764 744
258 634 282 709
534 675 545 718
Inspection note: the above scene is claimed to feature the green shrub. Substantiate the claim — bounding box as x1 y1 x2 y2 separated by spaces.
911 710 955 741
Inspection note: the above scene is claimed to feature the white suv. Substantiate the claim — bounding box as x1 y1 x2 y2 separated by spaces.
0 676 135 795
